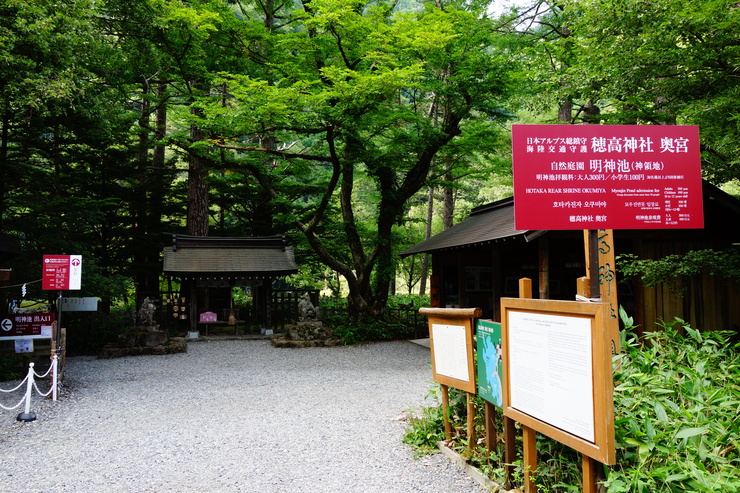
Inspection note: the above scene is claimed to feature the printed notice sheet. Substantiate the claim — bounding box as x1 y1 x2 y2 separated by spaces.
431 324 470 382
508 311 595 442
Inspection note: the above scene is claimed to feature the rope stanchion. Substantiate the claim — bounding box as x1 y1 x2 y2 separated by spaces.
17 363 37 422
0 355 59 422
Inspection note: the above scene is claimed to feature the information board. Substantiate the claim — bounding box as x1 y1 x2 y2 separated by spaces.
508 310 595 441
61 297 98 312
501 298 615 464
476 319 503 408
431 324 470 382
512 124 703 230
42 255 82 290
0 312 55 340
420 307 480 394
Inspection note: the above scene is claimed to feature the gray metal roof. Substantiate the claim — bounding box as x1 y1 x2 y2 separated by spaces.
163 235 298 280
400 197 542 257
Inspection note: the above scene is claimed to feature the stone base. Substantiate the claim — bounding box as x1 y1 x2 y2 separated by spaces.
285 321 332 341
98 337 187 359
270 336 340 348
118 327 168 348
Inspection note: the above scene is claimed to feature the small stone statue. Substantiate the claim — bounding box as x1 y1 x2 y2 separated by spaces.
297 293 317 322
137 297 157 326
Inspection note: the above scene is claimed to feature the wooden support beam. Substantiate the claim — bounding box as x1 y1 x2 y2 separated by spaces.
504 416 516 489
440 384 452 440
467 392 476 456
582 455 598 493
523 425 537 493
485 401 497 457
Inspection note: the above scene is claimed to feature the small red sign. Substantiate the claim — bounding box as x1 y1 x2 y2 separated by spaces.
42 255 82 290
512 125 704 230
0 312 55 339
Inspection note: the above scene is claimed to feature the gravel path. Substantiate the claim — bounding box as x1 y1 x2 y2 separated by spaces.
0 340 486 493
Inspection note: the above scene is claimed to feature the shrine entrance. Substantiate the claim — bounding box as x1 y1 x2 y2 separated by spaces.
162 235 298 338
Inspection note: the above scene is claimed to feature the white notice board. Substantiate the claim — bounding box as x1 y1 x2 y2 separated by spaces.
508 310 594 442
431 324 470 383
420 307 480 394
501 298 615 464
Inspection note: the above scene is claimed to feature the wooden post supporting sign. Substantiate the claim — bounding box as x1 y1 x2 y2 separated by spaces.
583 229 620 354
419 307 481 456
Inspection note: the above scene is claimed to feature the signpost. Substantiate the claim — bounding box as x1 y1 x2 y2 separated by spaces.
509 124 704 492
0 313 55 340
61 297 98 312
476 320 503 408
42 255 82 291
41 255 82 378
420 306 481 456
500 297 616 493
476 319 504 460
512 124 703 230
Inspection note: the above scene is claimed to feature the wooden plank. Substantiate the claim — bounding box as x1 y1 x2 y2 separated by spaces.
419 307 482 318
523 425 537 493
440 384 452 440
538 238 549 300
485 401 497 457
518 278 532 299
596 230 620 354
467 392 476 456
582 455 598 493
504 416 516 489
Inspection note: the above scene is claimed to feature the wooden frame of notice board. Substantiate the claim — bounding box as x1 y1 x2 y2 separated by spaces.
501 298 615 465
420 307 480 393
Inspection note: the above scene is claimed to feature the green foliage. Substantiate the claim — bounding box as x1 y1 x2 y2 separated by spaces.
321 294 424 344
606 321 740 493
386 293 429 308
331 318 412 345
618 247 740 288
65 308 133 356
404 315 740 492
510 0 740 183
403 398 446 455
0 355 23 382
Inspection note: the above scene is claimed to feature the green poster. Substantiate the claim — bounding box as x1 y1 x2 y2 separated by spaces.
476 319 503 408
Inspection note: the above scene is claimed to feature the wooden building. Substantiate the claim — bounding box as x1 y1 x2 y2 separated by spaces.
401 181 740 336
163 235 298 337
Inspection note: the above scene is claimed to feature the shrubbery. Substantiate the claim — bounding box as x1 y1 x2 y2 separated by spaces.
320 294 429 345
403 316 740 492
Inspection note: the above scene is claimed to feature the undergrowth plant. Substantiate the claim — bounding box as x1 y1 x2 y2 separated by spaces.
605 316 740 493
320 294 425 344
403 313 740 492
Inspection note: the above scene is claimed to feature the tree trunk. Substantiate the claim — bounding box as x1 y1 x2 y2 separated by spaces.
443 171 454 230
0 108 8 226
558 98 573 122
133 84 154 301
187 84 209 237
419 186 434 295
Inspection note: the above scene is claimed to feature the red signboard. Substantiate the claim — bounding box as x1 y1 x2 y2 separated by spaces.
512 125 704 230
0 312 55 340
42 255 82 290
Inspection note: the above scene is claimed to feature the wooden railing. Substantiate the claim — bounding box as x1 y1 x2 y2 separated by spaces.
271 289 320 330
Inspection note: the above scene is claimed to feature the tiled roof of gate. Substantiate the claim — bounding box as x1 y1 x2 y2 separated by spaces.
163 235 298 280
